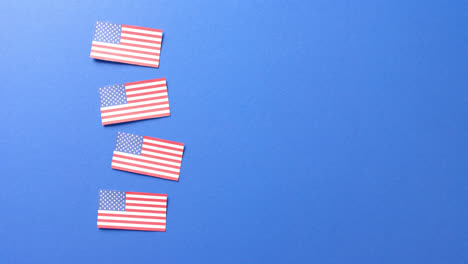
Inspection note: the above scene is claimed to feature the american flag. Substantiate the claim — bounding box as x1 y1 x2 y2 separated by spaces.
99 78 170 125
112 132 184 181
97 190 167 232
90 21 162 68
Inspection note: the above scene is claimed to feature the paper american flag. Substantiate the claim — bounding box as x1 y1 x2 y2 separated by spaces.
112 132 184 181
97 190 167 231
90 21 162 68
98 78 170 125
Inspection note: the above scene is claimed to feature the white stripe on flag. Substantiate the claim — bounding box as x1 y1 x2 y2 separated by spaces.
92 41 160 53
144 139 185 149
126 92 167 101
97 222 165 229
90 52 158 65
126 87 167 95
98 210 166 217
101 104 169 117
112 156 180 173
119 39 161 48
102 109 170 123
120 33 161 42
143 144 183 155
100 98 168 111
125 205 167 212
122 27 163 36
112 162 180 179
125 194 167 200
91 46 160 59
126 80 166 89
140 149 182 161
125 199 167 206
113 151 181 167
98 216 166 223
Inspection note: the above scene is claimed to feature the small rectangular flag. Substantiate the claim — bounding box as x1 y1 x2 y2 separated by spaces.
97 190 167 231
90 21 162 68
112 132 184 181
99 78 170 125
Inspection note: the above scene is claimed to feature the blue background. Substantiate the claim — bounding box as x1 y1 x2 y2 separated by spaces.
0 0 466 263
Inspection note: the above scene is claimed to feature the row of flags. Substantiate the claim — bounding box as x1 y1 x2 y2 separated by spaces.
91 21 183 232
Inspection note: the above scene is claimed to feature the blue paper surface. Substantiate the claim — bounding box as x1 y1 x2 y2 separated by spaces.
0 0 466 263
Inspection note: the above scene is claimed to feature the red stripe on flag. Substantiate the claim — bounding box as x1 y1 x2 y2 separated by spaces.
143 142 183 152
98 225 166 232
102 107 170 120
124 197 167 203
92 44 160 56
126 95 168 104
123 208 165 214
101 101 168 114
97 219 165 225
124 209 167 214
126 90 166 98
125 203 166 208
141 147 182 159
118 42 161 51
143 136 185 147
126 78 165 86
112 159 179 176
90 49 160 62
140 153 181 163
125 84 167 93
126 191 167 197
90 55 159 68
120 36 161 45
113 153 181 169
121 30 163 39
111 165 179 181
98 213 166 220
102 112 170 125
122 25 163 33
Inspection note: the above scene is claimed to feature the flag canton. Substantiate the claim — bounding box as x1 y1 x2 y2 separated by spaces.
99 190 125 211
93 21 121 44
99 84 127 107
115 132 143 155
